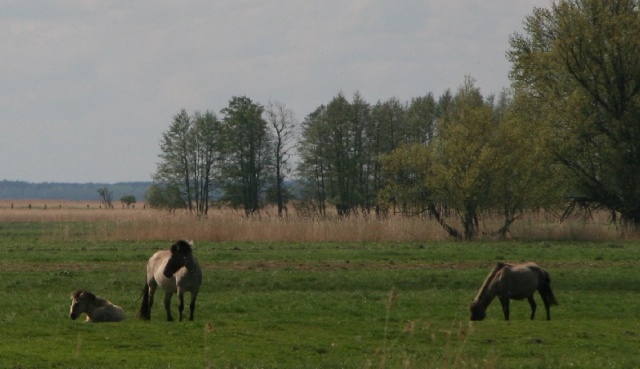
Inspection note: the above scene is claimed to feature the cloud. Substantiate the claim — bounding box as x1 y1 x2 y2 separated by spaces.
0 0 550 183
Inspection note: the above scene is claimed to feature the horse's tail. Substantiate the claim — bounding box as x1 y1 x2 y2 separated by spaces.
137 282 151 320
540 270 558 306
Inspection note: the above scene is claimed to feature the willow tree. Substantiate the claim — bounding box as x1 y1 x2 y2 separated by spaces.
509 0 640 227
427 79 498 240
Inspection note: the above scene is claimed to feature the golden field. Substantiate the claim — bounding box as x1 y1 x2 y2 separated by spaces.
0 199 634 243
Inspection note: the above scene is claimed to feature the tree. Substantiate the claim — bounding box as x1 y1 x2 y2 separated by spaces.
153 109 220 216
508 0 640 227
380 81 559 240
426 78 497 240
191 111 220 215
120 194 136 208
379 143 433 216
218 96 273 216
297 92 371 216
368 98 406 215
264 101 297 217
405 93 438 145
145 184 185 212
96 186 113 208
297 106 330 216
486 90 567 238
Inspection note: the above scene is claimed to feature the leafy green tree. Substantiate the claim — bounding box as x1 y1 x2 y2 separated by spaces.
379 143 433 216
380 81 560 240
297 106 330 216
218 96 273 216
191 111 220 215
405 93 438 145
144 184 185 212
508 0 640 227
367 98 405 215
427 78 497 240
153 109 220 215
297 92 371 216
119 194 136 208
486 91 567 237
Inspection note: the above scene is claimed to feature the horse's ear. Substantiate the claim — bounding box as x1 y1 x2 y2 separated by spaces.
71 290 82 299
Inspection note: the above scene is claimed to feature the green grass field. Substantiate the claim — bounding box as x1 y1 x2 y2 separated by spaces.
1 222 639 368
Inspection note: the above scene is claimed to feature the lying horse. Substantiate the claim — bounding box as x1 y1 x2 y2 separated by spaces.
69 290 125 322
138 240 202 321
470 262 558 321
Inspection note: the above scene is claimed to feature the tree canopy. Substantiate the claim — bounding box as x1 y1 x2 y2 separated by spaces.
508 0 640 227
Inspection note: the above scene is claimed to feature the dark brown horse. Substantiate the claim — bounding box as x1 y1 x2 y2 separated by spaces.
138 240 202 321
470 262 558 321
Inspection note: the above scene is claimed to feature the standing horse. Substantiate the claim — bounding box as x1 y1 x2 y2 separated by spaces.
69 289 125 322
469 262 558 321
137 240 202 321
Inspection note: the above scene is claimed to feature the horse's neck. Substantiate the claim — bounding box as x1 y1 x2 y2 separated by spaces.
473 263 507 306
185 257 200 273
476 281 499 307
474 268 504 307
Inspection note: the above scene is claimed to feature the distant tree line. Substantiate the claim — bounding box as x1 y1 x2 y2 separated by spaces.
0 180 151 202
149 0 640 239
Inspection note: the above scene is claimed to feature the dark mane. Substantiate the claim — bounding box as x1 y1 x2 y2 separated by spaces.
171 240 192 254
472 262 508 302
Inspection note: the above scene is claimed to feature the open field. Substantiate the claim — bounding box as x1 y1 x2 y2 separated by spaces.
0 203 639 368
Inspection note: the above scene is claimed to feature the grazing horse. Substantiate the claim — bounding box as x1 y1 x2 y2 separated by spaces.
138 240 202 321
69 290 125 322
470 262 558 321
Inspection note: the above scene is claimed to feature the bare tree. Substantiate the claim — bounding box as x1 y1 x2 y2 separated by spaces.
265 101 297 217
96 186 113 208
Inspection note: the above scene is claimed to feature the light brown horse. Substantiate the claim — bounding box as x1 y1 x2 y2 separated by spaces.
69 290 125 322
137 240 202 321
470 262 558 321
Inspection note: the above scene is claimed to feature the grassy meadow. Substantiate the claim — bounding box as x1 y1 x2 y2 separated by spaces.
0 201 639 368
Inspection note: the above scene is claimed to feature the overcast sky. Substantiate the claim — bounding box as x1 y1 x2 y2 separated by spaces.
1 0 550 184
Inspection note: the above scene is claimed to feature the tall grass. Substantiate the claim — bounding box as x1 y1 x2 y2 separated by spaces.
0 200 635 242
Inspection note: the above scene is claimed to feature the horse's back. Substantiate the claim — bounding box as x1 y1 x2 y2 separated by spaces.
91 301 126 322
498 263 543 299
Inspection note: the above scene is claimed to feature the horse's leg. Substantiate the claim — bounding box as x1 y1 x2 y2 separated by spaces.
539 290 552 320
163 292 174 321
527 296 537 320
499 296 510 321
147 284 157 320
188 291 198 321
177 291 185 322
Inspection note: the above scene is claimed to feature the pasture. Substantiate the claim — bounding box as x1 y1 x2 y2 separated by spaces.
0 206 639 368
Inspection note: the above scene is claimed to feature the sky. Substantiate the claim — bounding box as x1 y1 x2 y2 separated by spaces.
1 0 551 184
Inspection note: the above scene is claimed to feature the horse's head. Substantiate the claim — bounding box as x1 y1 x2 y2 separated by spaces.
69 290 96 320
163 240 194 278
469 301 486 321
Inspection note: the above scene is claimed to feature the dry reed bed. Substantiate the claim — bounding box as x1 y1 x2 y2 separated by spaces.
0 200 633 242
